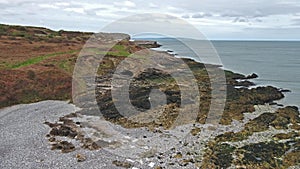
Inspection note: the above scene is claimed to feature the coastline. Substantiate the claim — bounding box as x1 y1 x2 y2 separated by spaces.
44 38 299 168
0 24 299 168
152 38 300 107
151 38 300 107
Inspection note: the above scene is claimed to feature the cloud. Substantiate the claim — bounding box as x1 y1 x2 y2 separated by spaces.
233 17 249 23
192 13 212 18
291 19 300 25
54 2 70 7
149 3 158 8
64 8 85 14
0 0 300 40
166 6 184 13
114 1 136 8
255 18 263 23
182 14 190 19
39 4 60 9
84 8 109 16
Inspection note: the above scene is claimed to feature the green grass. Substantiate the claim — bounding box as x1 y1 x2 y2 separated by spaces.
85 45 131 57
9 50 78 69
111 44 130 56
58 60 68 70
58 59 74 73
0 24 9 36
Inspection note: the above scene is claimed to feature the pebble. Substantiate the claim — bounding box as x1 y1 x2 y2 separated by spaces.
148 162 155 167
76 154 86 162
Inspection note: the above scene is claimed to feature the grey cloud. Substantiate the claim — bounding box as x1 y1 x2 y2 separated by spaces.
192 13 212 18
233 17 249 23
0 0 35 9
291 19 300 26
182 14 190 19
221 10 267 18
0 12 19 17
1 0 300 40
221 12 243 18
62 4 83 9
85 9 96 16
26 11 37 16
84 8 110 16
255 18 263 22
155 0 300 19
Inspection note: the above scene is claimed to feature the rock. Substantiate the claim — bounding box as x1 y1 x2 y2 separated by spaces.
82 138 101 150
47 120 78 138
245 112 277 132
190 127 201 136
246 73 258 79
201 143 235 169
173 152 183 159
291 124 300 130
182 159 194 164
133 40 161 48
279 89 291 93
236 141 291 168
76 154 86 162
271 116 290 129
235 80 255 87
148 162 155 167
140 148 157 158
112 160 132 168
273 132 299 140
51 141 75 153
48 137 56 142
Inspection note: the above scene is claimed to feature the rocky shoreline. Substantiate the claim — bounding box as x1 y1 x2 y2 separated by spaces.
0 24 298 168
44 37 299 168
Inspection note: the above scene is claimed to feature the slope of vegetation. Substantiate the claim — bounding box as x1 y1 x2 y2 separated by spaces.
0 24 136 108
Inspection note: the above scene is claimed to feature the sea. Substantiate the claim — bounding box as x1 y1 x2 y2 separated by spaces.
133 38 300 107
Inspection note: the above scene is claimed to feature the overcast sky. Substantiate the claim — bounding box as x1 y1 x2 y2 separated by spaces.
0 0 300 40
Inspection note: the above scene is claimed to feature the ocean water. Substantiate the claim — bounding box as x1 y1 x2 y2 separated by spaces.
137 38 300 107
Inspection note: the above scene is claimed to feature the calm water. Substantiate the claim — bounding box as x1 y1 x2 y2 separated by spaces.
139 38 300 107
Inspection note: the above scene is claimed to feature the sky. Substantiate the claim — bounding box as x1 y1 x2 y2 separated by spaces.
0 0 300 40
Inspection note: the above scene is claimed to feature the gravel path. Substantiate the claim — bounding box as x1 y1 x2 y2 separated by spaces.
0 100 125 169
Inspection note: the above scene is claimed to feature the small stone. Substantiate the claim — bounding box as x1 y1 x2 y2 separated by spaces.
112 160 132 168
51 140 75 153
182 158 194 163
48 137 56 142
82 138 101 150
148 162 155 167
76 154 86 162
174 152 183 158
190 127 201 136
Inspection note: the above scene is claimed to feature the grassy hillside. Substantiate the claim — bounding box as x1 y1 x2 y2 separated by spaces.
0 24 137 108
